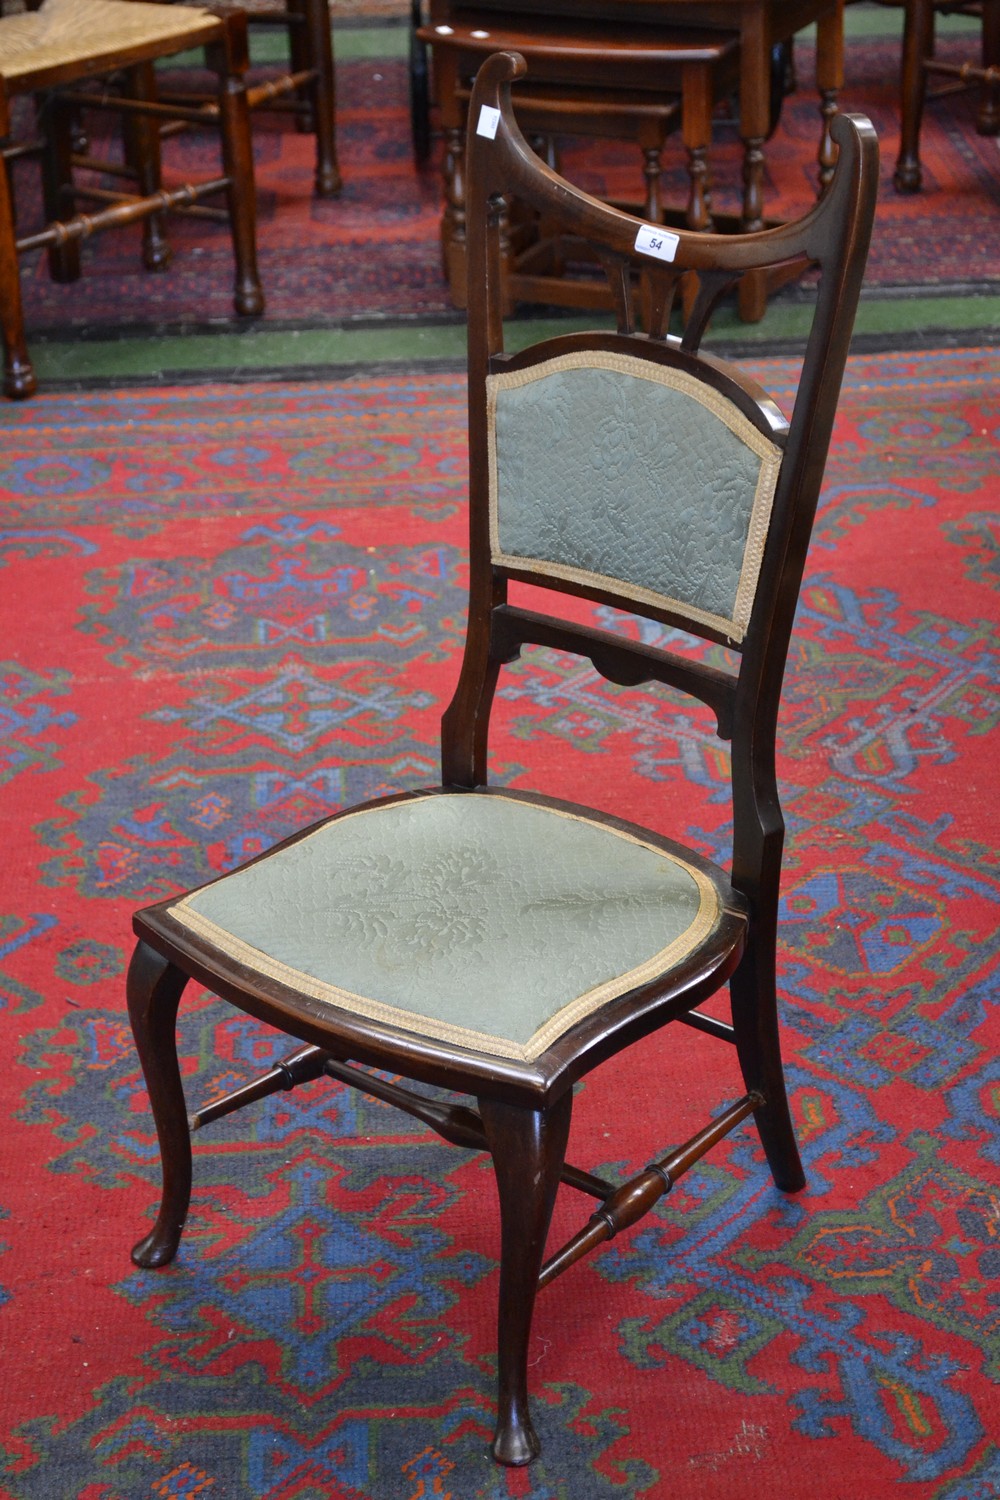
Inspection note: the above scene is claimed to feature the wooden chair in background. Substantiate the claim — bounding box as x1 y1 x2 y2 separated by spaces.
0 0 263 399
125 52 877 1467
893 0 999 191
140 0 341 199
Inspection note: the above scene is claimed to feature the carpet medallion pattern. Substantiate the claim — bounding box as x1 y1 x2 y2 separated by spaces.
0 350 998 1499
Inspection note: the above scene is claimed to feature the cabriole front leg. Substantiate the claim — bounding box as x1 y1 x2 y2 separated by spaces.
479 1090 572 1465
128 940 192 1269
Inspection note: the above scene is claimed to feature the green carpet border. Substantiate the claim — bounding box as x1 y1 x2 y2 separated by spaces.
16 327 1000 397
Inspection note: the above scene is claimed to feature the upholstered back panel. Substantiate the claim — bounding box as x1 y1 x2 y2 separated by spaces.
487 351 783 642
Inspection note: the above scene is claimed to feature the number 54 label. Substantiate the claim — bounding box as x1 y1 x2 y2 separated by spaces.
634 224 680 263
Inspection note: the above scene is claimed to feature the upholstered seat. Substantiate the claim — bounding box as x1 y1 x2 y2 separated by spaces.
163 788 735 1062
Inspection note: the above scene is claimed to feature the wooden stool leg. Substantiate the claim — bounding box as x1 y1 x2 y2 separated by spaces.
894 0 935 191
435 47 469 308
302 0 342 197
681 62 713 232
815 0 843 192
641 142 663 223
208 16 265 316
286 0 313 130
678 63 713 322
740 134 766 232
410 0 432 161
128 941 192 1269
738 8 768 236
0 106 35 399
479 1091 573 1466
39 93 80 284
736 156 768 320
124 61 172 273
978 0 1000 134
735 9 768 321
442 122 468 306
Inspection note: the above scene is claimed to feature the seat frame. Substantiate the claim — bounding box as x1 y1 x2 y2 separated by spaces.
126 52 877 1467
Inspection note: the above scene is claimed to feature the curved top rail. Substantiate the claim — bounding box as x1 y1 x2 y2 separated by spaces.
465 50 878 278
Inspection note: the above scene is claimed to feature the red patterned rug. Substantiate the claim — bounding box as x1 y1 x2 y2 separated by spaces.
0 347 998 1499
10 30 1000 334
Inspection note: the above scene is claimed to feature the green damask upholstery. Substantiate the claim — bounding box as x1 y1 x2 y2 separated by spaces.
175 790 721 1062
488 352 783 642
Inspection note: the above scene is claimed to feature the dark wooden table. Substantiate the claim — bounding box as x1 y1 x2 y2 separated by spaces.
427 0 844 319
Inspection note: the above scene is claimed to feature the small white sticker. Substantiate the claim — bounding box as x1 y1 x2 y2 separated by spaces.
477 105 501 140
434 24 453 33
634 224 680 263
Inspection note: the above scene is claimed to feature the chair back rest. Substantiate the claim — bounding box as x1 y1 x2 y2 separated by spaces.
487 343 783 646
444 51 878 889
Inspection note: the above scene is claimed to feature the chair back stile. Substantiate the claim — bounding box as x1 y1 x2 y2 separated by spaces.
447 50 879 930
728 130 877 909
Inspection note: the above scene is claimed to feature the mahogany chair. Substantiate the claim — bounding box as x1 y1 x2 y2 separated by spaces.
0 0 263 399
893 0 999 191
126 52 877 1466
